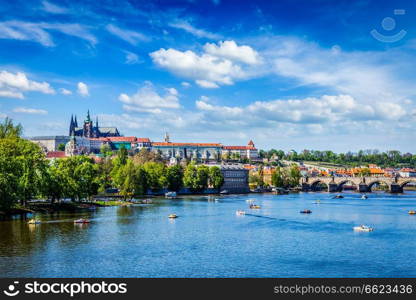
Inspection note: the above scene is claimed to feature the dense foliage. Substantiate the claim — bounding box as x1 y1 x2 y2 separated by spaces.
260 149 416 168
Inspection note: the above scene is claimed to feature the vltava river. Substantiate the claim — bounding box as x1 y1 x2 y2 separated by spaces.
1 192 416 277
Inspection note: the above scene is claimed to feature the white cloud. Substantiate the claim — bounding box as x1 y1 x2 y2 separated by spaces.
181 81 191 88
118 82 180 114
150 41 261 88
106 24 148 45
195 80 219 88
195 94 408 125
41 1 68 14
0 21 97 46
59 88 72 95
124 51 140 64
203 40 260 65
0 70 55 99
168 20 221 39
77 82 89 97
13 107 48 115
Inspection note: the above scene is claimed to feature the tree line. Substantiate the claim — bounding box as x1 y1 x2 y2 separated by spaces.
259 149 416 168
0 118 224 212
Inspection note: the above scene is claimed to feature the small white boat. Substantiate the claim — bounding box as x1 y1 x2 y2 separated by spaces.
314 200 321 204
74 218 90 224
235 210 246 216
353 225 373 232
168 214 178 219
165 191 177 198
361 195 368 199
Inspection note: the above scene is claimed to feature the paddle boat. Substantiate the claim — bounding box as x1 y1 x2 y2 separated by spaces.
408 210 416 215
249 204 261 209
353 225 373 232
74 218 90 224
300 209 312 214
28 219 41 225
235 210 246 216
333 194 344 199
165 191 177 199
361 195 368 199
168 214 178 219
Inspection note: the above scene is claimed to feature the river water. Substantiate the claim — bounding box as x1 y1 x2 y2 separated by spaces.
1 192 416 277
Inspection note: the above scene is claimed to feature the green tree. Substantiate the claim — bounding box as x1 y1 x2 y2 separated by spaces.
166 164 183 191
287 164 301 187
100 144 113 158
183 162 197 189
143 162 167 190
117 144 128 165
0 117 23 138
195 165 209 190
271 167 286 187
209 166 224 189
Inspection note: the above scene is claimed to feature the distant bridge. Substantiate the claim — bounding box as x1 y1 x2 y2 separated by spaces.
301 176 416 193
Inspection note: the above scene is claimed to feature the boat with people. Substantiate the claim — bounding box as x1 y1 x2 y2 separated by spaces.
300 209 312 214
408 210 416 215
353 225 373 232
235 210 246 216
249 204 261 209
28 219 41 225
165 191 177 199
361 195 368 199
333 194 344 199
168 214 178 219
74 218 90 224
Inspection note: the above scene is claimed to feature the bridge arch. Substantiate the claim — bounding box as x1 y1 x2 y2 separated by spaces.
367 180 390 192
310 180 329 192
337 180 358 191
400 180 416 189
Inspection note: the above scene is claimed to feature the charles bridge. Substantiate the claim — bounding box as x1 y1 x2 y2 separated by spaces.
301 176 416 193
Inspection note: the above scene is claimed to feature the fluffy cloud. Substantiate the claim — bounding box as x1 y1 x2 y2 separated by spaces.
0 70 55 99
77 82 89 97
13 107 48 115
106 24 148 45
118 82 180 114
203 40 260 65
150 41 260 88
0 21 97 46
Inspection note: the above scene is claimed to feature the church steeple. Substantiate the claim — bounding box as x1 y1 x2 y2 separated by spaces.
74 115 78 127
95 116 98 128
69 114 75 136
86 110 91 123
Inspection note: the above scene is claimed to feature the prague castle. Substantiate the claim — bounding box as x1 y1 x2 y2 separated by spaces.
69 110 120 138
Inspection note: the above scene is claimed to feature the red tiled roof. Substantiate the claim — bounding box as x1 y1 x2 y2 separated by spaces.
153 142 222 147
248 140 254 146
136 138 151 143
46 151 66 158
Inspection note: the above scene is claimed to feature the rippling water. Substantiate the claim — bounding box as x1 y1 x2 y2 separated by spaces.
1 192 416 277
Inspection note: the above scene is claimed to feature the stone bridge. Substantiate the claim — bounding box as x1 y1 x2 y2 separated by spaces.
301 176 416 193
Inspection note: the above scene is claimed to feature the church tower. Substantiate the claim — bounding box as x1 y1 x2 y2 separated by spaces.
69 115 75 136
83 110 94 138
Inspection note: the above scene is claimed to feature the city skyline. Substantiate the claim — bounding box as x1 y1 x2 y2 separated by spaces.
0 0 416 152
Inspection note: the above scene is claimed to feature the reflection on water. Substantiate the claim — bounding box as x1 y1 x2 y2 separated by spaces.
1 192 416 277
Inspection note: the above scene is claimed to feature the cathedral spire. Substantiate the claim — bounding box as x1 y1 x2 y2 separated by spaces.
69 114 74 136
86 110 91 122
74 115 78 127
96 116 98 128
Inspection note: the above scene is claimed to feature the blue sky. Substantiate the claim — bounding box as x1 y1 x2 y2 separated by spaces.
0 0 415 152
